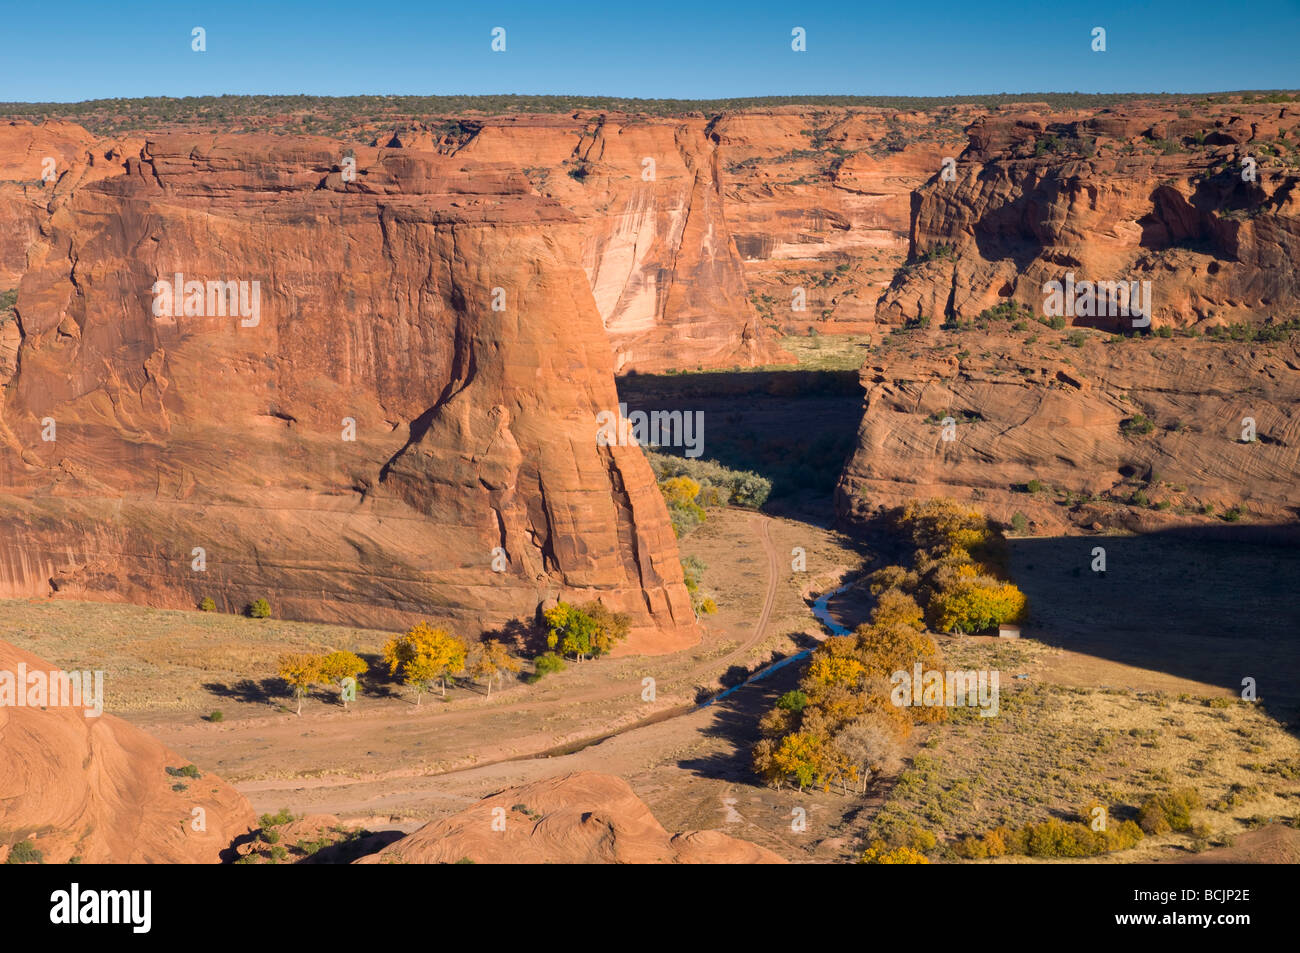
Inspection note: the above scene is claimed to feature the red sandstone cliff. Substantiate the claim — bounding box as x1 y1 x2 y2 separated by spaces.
0 127 698 651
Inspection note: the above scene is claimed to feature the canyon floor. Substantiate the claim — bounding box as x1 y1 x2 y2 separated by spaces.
5 491 1298 863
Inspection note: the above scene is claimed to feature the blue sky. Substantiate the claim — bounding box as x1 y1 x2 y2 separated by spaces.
2 0 1296 102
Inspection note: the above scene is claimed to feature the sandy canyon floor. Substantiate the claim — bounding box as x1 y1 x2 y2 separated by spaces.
4 500 1298 863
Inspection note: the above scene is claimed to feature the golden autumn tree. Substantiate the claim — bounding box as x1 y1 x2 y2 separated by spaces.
319 650 368 709
277 653 323 716
468 639 521 695
382 623 468 704
927 576 1027 634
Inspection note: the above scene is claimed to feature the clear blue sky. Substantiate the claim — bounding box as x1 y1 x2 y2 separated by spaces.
3 0 1296 102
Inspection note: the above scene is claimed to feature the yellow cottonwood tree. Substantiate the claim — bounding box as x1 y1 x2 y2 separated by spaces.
319 650 368 709
277 653 322 716
382 623 468 704
468 639 521 695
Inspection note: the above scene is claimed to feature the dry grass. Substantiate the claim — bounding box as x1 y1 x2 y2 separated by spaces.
861 635 1300 861
1 598 394 712
768 334 876 371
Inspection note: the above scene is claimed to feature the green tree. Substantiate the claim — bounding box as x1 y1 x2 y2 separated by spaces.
544 601 629 661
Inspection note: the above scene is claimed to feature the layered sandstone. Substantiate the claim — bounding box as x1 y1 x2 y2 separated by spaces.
0 128 698 651
357 771 785 864
836 331 1300 535
378 108 968 352
385 114 774 372
878 103 1300 329
0 638 256 863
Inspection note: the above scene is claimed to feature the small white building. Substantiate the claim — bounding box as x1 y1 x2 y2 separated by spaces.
998 624 1021 639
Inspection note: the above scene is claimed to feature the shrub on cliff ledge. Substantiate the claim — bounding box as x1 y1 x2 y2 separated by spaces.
247 598 271 618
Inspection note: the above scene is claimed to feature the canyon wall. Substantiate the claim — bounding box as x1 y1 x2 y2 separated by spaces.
835 102 1300 533
878 104 1300 328
835 333 1300 535
0 126 698 651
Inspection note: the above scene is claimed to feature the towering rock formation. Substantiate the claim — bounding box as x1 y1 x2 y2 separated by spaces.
438 114 774 372
0 129 698 651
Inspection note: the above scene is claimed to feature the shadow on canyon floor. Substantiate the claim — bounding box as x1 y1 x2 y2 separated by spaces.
1009 522 1300 730
617 369 862 523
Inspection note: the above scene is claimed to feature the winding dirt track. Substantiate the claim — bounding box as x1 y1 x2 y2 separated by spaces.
221 510 790 814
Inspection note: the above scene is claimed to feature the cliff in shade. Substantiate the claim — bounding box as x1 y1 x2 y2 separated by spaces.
357 771 785 864
0 126 698 652
0 638 256 863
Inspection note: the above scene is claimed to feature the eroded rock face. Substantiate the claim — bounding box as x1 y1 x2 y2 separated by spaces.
713 108 968 335
403 114 774 372
878 104 1300 330
356 771 785 864
0 130 698 652
0 638 256 863
835 332 1300 535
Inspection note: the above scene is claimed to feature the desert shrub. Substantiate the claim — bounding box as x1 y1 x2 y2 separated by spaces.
5 840 43 864
166 764 201 779
529 651 567 681
247 598 271 618
1138 787 1202 834
199 597 216 611
696 597 717 615
681 555 707 593
860 841 929 864
1120 414 1156 436
259 808 295 827
1010 512 1029 535
208 710 223 722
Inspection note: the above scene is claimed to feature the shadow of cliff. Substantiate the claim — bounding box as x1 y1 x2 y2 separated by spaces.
1008 521 1300 730
616 369 863 521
